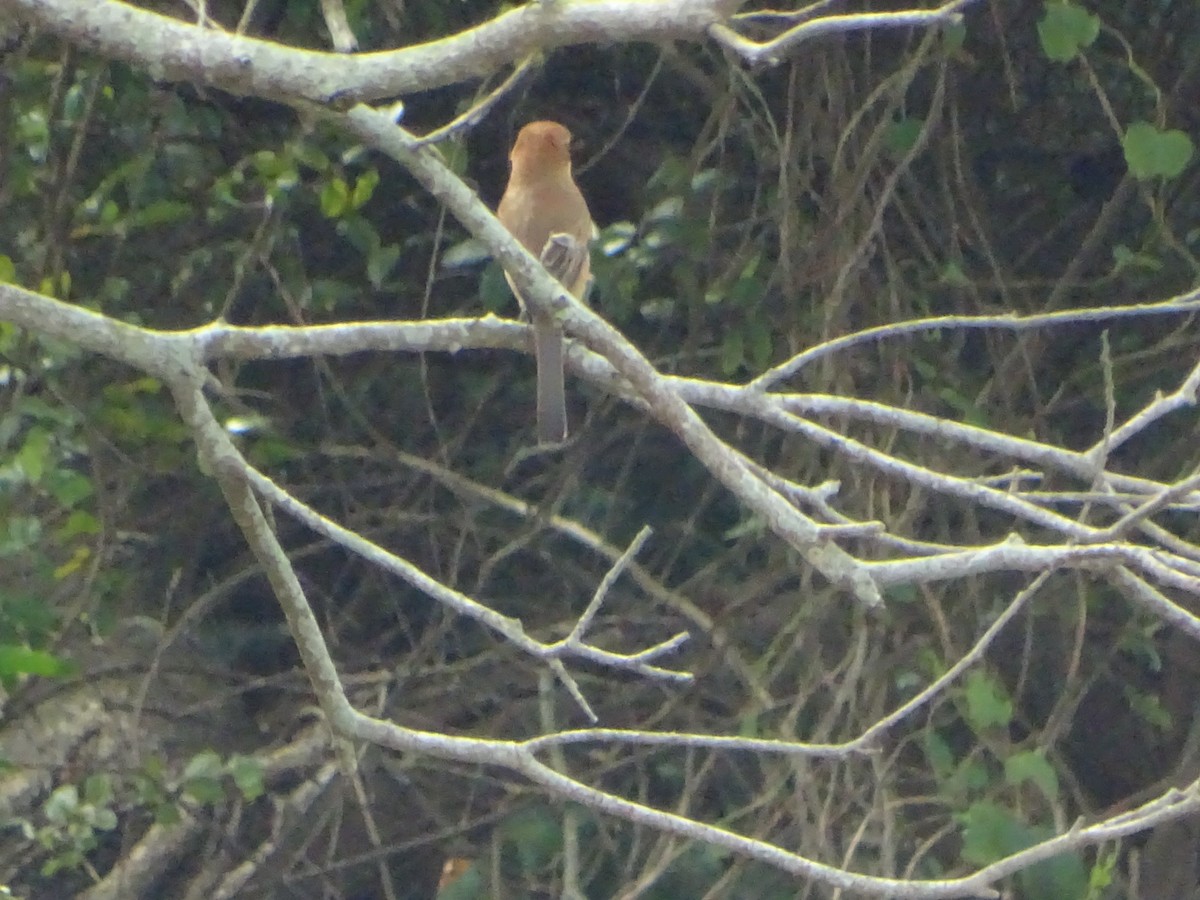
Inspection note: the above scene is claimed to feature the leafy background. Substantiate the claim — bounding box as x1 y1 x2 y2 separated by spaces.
1 0 1199 897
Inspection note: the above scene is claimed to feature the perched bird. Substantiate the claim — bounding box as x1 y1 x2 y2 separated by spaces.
496 120 594 444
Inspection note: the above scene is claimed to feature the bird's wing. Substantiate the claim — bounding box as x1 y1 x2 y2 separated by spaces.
540 232 590 296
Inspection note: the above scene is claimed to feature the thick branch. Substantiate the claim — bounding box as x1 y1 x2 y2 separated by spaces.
0 0 744 104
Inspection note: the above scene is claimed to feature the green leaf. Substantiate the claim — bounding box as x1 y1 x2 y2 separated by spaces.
183 750 224 781
1124 683 1172 730
941 18 967 55
923 730 955 781
182 748 229 803
441 237 490 270
59 510 101 539
367 243 401 289
745 317 773 370
884 118 923 158
960 802 1088 899
106 376 164 398
141 756 166 782
46 470 94 507
183 776 223 804
646 155 692 196
320 177 351 218
938 386 989 428
1123 121 1194 179
952 756 992 796
941 260 970 286
1110 244 1163 275
247 434 301 467
652 843 728 897
337 214 381 256
0 645 73 679
351 167 380 209
479 262 513 314
728 252 764 308
123 200 193 231
228 755 265 802
292 141 331 173
153 802 181 826
959 800 1031 864
82 774 113 806
963 669 1012 732
738 711 760 738
0 517 42 557
1037 3 1100 62
0 591 59 645
1089 846 1117 892
18 396 78 426
1021 831 1088 900
1004 750 1059 804
251 149 288 179
0 255 16 283
43 852 79 878
441 139 470 178
18 109 50 162
499 806 562 874
16 427 51 483
43 785 80 825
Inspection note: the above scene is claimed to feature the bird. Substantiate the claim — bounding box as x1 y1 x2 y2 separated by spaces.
496 120 594 445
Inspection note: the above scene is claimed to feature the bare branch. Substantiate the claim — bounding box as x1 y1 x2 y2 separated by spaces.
0 0 744 104
712 0 983 66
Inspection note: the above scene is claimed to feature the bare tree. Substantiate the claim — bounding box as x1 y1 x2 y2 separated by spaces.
1 0 1198 898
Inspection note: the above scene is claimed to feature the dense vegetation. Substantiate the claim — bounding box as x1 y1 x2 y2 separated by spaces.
1 0 1199 897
